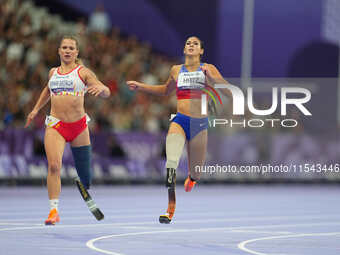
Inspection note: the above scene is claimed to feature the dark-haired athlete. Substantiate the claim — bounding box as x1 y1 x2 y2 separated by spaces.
127 36 229 223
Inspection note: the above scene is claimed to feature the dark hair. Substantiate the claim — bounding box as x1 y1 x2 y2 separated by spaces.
185 36 204 50
185 36 204 59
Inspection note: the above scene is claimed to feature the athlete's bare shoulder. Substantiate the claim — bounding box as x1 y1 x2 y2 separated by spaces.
78 66 97 84
48 67 57 79
78 66 95 76
201 63 212 68
170 65 182 79
171 64 182 70
205 63 218 71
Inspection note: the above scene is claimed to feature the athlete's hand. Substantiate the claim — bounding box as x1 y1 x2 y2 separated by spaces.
87 84 106 97
25 110 38 128
126 81 141 91
200 65 213 78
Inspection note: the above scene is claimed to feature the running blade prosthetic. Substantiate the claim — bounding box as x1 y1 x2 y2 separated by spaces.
75 177 104 221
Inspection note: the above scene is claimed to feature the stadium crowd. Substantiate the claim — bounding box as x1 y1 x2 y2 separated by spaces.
0 0 178 133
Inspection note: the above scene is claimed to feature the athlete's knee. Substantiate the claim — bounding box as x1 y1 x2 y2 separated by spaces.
48 161 61 175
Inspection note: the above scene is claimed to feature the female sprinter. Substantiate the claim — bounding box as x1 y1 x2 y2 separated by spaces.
25 35 111 225
127 36 229 223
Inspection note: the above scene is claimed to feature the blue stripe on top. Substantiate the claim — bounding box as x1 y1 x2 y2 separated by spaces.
180 63 204 73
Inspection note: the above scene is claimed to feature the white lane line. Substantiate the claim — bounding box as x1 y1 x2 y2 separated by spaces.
1 212 338 222
231 230 293 235
86 227 262 255
86 230 191 255
0 214 336 231
238 232 340 255
121 226 172 230
2 220 340 232
0 223 42 226
0 213 328 224
86 224 340 255
165 214 340 224
0 214 163 222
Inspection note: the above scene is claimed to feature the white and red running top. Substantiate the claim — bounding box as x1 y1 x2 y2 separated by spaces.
48 65 87 97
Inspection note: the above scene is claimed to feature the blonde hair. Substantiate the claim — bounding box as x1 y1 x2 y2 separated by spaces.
75 58 84 65
59 35 84 65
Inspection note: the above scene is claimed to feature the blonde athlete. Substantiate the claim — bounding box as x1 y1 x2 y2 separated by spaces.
25 36 110 225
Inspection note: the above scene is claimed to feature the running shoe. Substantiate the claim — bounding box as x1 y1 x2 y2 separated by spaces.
184 176 196 192
45 208 60 225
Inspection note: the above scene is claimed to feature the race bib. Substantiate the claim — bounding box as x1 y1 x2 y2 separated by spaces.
177 71 206 90
45 115 60 127
49 78 74 94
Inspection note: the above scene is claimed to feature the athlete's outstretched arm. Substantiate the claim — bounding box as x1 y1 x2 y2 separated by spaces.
127 66 177 96
80 67 111 98
25 68 55 128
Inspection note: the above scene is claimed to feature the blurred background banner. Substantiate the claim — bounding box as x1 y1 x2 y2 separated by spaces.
0 0 339 184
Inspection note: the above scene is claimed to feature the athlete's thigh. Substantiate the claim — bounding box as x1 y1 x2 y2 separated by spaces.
187 129 208 167
71 127 91 147
44 127 66 164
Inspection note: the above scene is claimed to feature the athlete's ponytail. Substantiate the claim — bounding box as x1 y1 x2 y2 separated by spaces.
75 58 84 65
